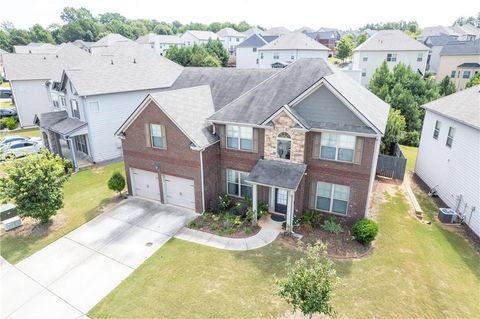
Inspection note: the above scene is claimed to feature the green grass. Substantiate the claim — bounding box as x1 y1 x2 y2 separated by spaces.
400 145 418 172
0 127 41 139
90 190 480 319
0 162 125 264
0 82 10 88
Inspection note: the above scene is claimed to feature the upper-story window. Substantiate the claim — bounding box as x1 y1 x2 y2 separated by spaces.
320 133 356 162
260 52 264 59
450 71 456 78
150 124 166 149
386 53 397 62
236 37 240 42
433 120 441 139
277 132 291 160
60 96 66 108
226 125 253 151
361 68 367 77
273 52 279 59
446 127 455 147
253 47 257 52
417 53 423 62
362 56 368 62
463 70 471 79
70 99 80 119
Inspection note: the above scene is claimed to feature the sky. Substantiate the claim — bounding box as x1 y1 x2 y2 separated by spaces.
0 0 478 30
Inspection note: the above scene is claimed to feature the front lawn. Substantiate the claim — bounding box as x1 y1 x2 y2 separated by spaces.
90 188 480 318
0 127 41 139
400 145 418 172
0 162 125 264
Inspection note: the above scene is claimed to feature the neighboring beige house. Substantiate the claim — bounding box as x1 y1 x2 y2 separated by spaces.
436 39 480 90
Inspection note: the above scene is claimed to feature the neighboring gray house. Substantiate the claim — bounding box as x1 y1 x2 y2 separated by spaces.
236 34 278 68
2 43 93 127
422 34 460 73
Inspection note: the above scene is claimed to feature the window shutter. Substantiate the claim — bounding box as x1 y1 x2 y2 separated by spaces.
354 137 364 165
312 132 321 159
145 123 151 147
161 125 167 149
252 128 258 153
218 125 226 148
308 181 317 209
220 168 227 194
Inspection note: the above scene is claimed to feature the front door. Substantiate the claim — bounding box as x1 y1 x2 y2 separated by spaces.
275 188 288 214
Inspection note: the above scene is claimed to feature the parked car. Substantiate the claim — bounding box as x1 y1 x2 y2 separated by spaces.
0 108 17 118
0 135 41 146
0 89 12 99
0 140 43 160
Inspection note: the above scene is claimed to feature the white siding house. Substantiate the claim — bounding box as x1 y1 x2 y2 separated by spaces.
352 30 429 87
180 30 221 47
236 34 278 69
136 33 184 56
216 28 246 55
416 86 480 237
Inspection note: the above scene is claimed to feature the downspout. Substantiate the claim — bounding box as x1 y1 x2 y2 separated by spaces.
199 148 206 213
365 135 381 218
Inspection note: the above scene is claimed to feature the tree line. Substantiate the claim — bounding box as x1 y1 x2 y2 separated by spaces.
0 7 257 52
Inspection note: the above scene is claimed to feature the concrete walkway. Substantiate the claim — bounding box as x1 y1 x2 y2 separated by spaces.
174 215 281 250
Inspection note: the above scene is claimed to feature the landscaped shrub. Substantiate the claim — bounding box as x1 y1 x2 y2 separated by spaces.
218 194 231 210
282 216 301 230
400 131 420 147
209 198 220 214
62 159 74 174
321 217 343 234
3 116 18 130
352 218 379 245
107 172 126 196
302 210 321 228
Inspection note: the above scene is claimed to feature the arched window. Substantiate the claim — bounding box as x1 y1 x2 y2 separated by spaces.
277 132 291 160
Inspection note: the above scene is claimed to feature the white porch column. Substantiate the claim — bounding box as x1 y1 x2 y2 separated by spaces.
285 190 295 234
252 184 258 226
67 138 79 172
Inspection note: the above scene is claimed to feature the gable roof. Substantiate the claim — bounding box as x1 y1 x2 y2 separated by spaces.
422 85 480 130
243 27 270 37
3 43 94 82
354 30 429 51
183 30 220 41
236 34 278 48
440 39 480 56
135 33 158 44
136 34 184 45
13 43 58 54
259 32 330 51
217 27 246 38
91 33 132 48
424 34 460 46
266 27 291 36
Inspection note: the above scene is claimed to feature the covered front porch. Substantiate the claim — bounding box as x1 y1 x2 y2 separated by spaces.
246 159 307 233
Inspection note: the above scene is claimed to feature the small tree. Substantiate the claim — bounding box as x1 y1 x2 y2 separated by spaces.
466 72 480 88
335 35 353 62
276 242 339 319
438 76 456 96
108 171 126 196
381 109 406 154
355 32 368 47
0 150 68 223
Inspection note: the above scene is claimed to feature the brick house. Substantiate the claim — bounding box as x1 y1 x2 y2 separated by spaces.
116 59 389 231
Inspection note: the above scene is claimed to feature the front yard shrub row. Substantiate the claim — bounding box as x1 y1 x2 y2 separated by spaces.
352 218 379 245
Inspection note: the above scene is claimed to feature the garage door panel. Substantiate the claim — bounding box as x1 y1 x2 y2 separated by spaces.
131 168 160 201
163 175 195 210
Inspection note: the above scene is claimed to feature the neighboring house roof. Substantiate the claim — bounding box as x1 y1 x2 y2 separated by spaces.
354 30 429 51
63 42 183 96
136 33 183 45
246 159 307 190
170 67 279 110
450 24 480 37
72 39 94 48
243 27 270 37
296 26 314 33
91 33 132 48
419 24 480 39
135 33 158 44
208 58 389 134
13 43 58 54
422 85 480 130
3 43 93 82
458 62 480 68
266 27 291 36
217 27 246 38
150 85 217 147
440 39 480 56
424 34 460 46
317 31 341 40
259 32 330 51
183 30 220 41
236 34 278 48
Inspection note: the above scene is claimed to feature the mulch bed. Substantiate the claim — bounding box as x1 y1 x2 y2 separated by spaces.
188 213 261 238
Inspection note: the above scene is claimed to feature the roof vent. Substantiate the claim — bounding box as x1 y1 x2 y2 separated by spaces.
43 56 46 60
56 55 59 58
133 58 137 64
29 50 32 54
110 59 114 65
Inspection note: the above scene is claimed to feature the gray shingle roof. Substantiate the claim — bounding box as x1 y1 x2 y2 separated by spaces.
3 43 94 82
217 28 246 38
458 62 480 68
424 34 460 46
266 27 291 36
136 34 183 45
150 86 217 147
50 117 88 135
236 34 279 48
170 67 278 110
91 33 132 48
259 32 330 51
184 30 220 41
354 30 429 51
246 159 307 190
35 111 68 129
440 39 480 56
422 85 480 130
13 43 58 54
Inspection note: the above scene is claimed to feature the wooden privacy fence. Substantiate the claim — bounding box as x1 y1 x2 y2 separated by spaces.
376 143 407 181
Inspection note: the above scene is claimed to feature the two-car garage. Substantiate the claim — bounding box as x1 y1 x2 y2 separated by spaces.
130 168 196 210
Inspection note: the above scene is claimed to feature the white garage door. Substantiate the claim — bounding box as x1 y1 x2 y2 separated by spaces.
131 168 160 201
163 175 195 210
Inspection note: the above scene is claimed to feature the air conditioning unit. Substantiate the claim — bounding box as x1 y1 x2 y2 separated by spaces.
0 203 17 222
2 216 22 231
438 208 457 223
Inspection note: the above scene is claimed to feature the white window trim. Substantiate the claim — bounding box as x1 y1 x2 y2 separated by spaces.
226 125 253 151
446 126 455 148
276 132 292 160
150 123 165 149
314 182 350 216
433 120 441 140
226 169 252 198
319 133 356 163
386 53 397 62
70 99 80 119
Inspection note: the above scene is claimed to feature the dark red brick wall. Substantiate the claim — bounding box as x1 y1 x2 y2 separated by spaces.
202 143 221 209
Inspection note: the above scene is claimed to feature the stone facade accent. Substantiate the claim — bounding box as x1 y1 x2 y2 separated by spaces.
263 111 305 164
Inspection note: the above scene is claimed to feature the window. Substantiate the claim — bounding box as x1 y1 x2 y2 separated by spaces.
417 53 423 62
463 70 471 79
446 127 455 147
236 37 240 42
361 68 367 77
150 124 165 149
260 52 264 59
70 100 80 119
315 182 350 215
89 101 100 113
277 132 291 160
433 120 441 139
320 133 356 162
362 56 368 62
69 81 73 93
273 52 279 59
450 71 456 78
291 52 295 59
386 53 397 62
252 47 257 52
226 125 253 151
74 135 88 154
60 96 66 107
227 169 252 198
52 95 59 109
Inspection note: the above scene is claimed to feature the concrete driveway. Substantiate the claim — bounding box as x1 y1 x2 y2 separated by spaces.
0 198 197 319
